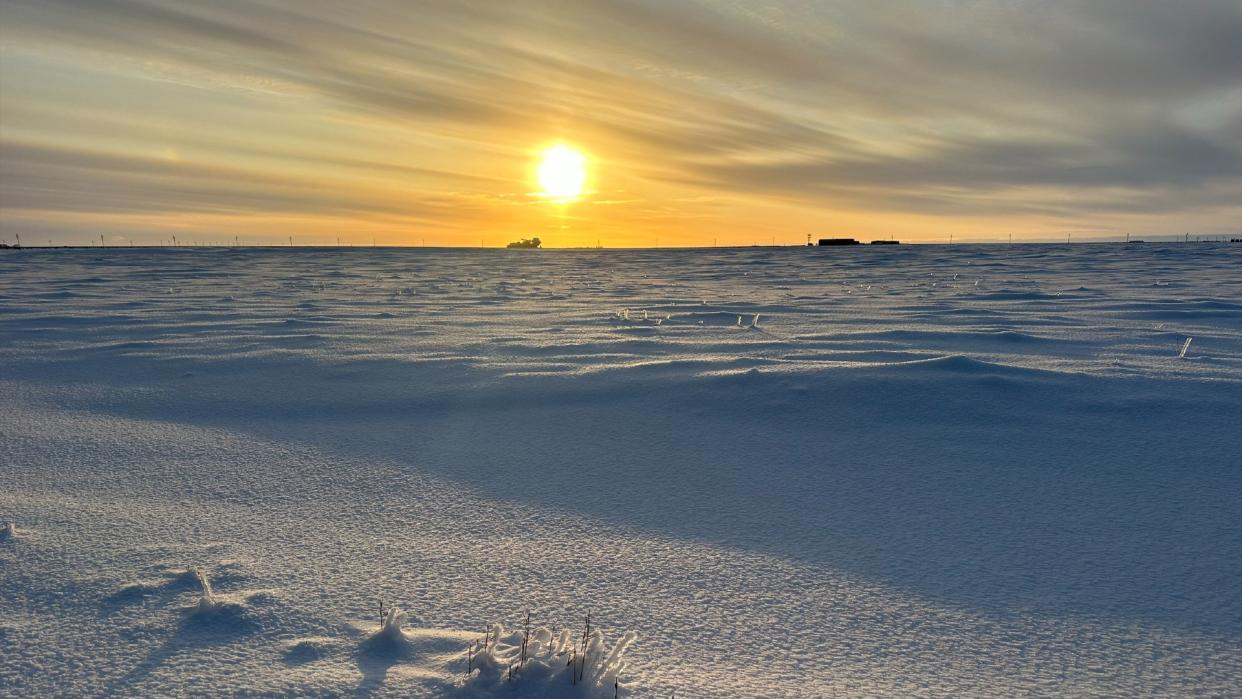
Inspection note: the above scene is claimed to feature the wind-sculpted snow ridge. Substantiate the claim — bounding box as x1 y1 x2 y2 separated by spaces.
1 244 1238 383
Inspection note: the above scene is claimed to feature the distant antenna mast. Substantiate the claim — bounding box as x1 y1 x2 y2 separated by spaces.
289 235 293 247
100 234 105 247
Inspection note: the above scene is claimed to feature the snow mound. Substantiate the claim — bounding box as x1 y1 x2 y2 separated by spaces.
359 605 415 656
463 621 638 697
283 637 335 665
181 567 260 633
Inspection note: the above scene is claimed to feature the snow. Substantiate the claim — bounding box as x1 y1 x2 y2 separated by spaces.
1 243 1240 697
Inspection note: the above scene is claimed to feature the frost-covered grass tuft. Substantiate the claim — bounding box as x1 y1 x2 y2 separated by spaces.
463 615 638 697
1179 337 1193 358
377 605 408 641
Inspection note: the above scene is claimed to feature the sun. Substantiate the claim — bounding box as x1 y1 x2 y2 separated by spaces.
536 145 587 201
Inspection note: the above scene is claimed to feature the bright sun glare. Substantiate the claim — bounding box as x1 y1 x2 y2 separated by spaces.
536 145 587 201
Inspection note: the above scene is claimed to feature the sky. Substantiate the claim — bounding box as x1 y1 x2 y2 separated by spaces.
1 0 1240 247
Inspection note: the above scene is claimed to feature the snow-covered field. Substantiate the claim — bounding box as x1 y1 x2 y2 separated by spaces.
2 244 1240 697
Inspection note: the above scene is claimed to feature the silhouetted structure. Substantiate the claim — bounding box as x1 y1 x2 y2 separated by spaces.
871 240 900 245
818 238 860 246
507 237 542 249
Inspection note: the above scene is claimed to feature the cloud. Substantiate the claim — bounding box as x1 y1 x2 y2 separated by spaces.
1 0 1239 241
688 115 1242 211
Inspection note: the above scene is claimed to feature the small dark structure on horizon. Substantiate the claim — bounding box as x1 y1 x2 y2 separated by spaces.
870 240 900 245
818 238 860 246
506 237 542 249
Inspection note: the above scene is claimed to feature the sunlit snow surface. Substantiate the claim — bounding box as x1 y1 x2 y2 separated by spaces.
2 244 1240 697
